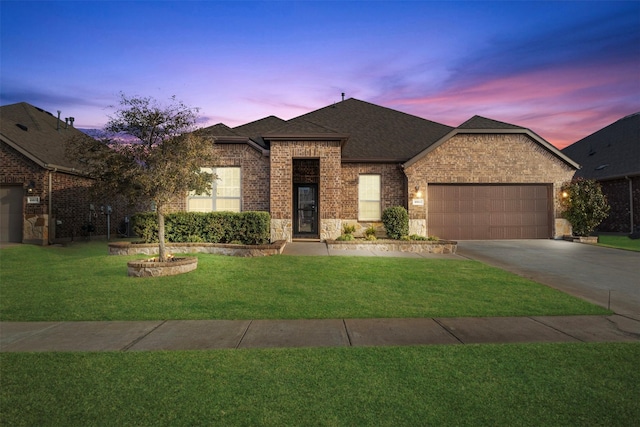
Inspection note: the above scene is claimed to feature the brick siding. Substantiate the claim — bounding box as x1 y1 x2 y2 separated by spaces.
404 133 576 235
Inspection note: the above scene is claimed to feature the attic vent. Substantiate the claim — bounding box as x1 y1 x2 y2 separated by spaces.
16 123 28 131
595 164 609 170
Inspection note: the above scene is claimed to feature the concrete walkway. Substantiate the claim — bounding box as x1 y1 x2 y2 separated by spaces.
2 315 639 352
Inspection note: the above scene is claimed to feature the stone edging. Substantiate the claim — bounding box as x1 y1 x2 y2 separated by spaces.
326 239 457 254
127 257 198 277
109 241 286 257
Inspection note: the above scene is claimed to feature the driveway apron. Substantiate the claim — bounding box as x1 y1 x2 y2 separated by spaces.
457 240 640 318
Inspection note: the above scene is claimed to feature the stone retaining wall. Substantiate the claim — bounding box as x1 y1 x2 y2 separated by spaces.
326 239 457 254
109 241 286 257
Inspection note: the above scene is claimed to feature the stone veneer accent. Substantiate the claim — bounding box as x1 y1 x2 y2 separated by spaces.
127 257 198 277
110 241 286 257
404 133 576 238
326 239 457 254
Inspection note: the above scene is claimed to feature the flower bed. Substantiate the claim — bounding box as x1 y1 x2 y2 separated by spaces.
110 240 286 257
326 239 457 254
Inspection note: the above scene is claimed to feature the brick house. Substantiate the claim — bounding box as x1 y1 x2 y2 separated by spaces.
562 112 639 234
191 98 579 241
1 102 132 244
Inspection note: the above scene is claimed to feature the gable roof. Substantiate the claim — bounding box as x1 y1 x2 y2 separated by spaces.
404 115 580 169
233 115 286 148
561 112 640 180
458 115 523 130
285 98 454 161
0 102 89 174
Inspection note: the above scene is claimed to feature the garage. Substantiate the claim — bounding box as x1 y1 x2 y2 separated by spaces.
0 185 23 243
428 184 551 240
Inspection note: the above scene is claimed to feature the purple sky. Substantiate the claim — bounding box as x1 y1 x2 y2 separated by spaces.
1 1 638 149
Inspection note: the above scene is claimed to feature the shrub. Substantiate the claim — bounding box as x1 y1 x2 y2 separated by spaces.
408 234 428 241
364 225 377 238
382 206 409 240
561 179 610 237
342 224 356 235
336 233 355 241
131 211 271 244
365 234 377 241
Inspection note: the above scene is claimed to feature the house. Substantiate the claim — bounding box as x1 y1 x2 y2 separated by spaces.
0 102 130 244
189 98 579 241
562 113 640 234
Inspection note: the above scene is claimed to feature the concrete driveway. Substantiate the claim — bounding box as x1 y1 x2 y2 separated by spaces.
457 240 640 319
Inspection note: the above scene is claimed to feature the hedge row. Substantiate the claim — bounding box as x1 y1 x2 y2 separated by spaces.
131 211 271 245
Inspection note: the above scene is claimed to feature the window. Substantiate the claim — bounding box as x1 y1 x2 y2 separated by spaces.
358 174 381 221
188 167 241 212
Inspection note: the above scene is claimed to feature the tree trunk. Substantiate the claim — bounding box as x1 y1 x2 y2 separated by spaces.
157 207 167 262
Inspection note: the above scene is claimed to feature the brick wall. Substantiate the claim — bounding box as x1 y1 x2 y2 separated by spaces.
404 133 576 235
1 141 136 242
340 163 406 219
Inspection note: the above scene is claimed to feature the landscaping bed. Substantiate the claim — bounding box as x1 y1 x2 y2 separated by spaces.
326 239 457 254
109 240 286 257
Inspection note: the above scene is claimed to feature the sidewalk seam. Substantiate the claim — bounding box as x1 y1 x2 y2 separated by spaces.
121 320 167 351
528 317 585 342
433 318 465 344
342 319 353 347
236 320 253 349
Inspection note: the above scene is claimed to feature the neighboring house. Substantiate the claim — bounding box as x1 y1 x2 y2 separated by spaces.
189 98 579 241
562 113 640 234
0 102 130 244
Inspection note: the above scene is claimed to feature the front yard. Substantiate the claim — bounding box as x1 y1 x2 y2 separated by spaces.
0 241 608 321
1 241 637 426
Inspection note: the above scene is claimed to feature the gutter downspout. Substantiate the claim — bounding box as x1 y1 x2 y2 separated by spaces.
48 169 55 244
626 176 634 234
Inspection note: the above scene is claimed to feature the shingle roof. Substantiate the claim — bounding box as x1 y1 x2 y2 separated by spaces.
233 115 286 148
562 113 640 180
284 98 454 161
197 123 241 138
458 115 524 130
0 102 89 173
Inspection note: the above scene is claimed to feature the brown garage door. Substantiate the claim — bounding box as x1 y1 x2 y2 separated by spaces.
1 185 23 243
428 185 551 240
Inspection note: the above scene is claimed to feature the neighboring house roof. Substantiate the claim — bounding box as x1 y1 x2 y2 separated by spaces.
0 102 88 174
561 112 640 180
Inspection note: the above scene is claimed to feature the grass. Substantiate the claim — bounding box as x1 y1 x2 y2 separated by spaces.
597 234 640 252
2 343 639 426
0 241 608 321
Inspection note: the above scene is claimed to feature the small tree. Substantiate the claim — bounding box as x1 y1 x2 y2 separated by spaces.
561 179 610 237
69 93 216 261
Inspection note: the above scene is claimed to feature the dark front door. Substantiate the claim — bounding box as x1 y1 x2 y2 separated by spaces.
294 184 318 238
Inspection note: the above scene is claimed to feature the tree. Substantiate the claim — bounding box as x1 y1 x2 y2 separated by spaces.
561 179 610 237
69 94 216 261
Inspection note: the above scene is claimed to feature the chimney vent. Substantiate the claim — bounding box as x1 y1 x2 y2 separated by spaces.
69 117 75 127
57 110 61 131
341 92 345 101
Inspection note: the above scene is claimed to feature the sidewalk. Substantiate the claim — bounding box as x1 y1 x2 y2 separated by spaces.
2 315 639 352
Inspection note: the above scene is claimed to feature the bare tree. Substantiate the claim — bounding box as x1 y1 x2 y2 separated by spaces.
69 93 216 261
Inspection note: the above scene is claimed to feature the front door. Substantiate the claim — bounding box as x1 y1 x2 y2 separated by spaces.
293 184 318 238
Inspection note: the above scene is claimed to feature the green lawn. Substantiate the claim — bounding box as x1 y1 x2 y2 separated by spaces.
597 234 640 252
0 241 608 321
2 343 639 426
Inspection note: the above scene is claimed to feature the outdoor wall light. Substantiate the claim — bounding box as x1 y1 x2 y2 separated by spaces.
415 185 422 198
26 181 36 194
562 191 569 198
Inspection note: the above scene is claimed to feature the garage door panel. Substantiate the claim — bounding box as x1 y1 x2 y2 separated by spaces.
428 185 550 240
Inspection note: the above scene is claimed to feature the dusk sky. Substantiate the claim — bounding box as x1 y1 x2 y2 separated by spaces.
1 1 639 149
